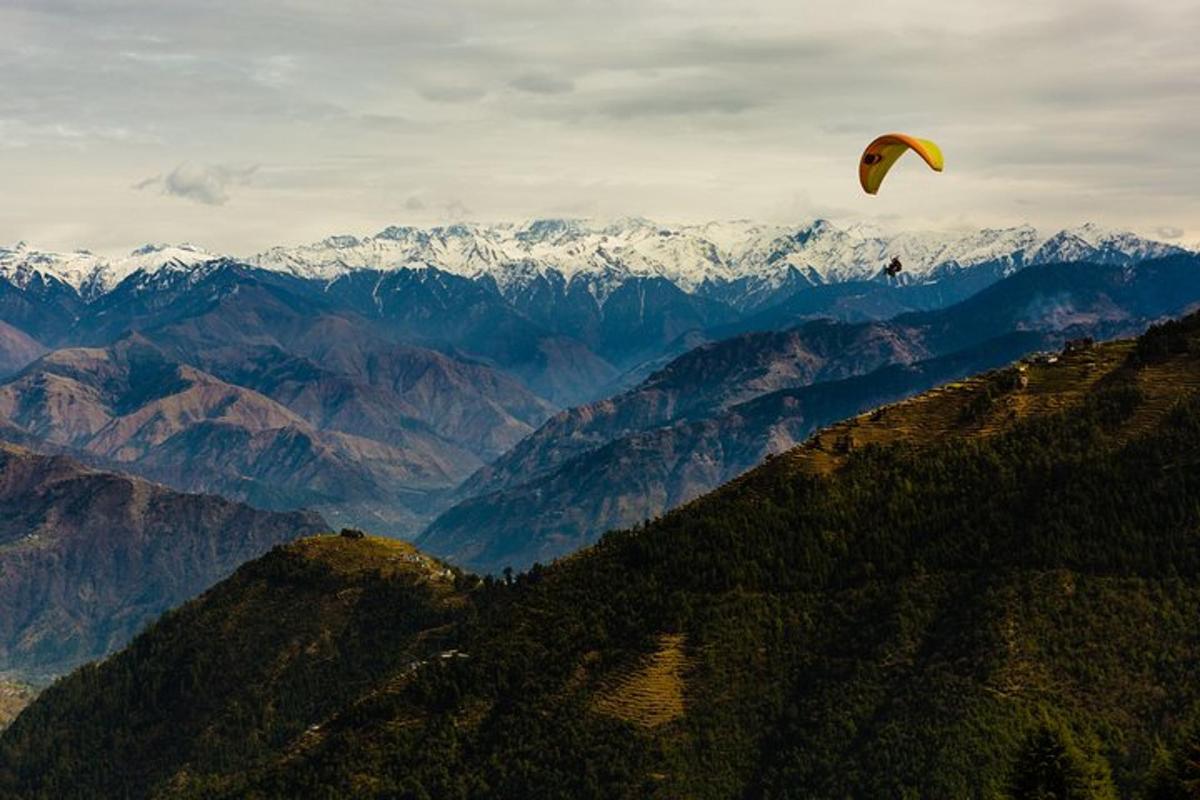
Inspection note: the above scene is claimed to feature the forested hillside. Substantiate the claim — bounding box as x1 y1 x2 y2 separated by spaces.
7 314 1200 799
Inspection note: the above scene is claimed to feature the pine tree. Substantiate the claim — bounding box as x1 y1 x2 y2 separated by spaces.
1009 721 1117 800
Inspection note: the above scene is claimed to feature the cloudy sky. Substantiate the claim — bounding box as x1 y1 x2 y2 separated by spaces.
2 0 1197 255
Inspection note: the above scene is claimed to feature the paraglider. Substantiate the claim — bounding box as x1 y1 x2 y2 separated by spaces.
885 256 903 277
859 133 944 195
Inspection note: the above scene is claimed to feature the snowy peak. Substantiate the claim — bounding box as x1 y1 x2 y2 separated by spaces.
87 243 221 295
514 218 589 246
1029 224 1183 267
728 222 1043 286
0 241 221 296
0 243 104 292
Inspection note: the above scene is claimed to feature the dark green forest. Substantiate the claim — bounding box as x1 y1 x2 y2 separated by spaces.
6 315 1200 799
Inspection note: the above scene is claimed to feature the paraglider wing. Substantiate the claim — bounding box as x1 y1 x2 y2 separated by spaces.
859 133 944 195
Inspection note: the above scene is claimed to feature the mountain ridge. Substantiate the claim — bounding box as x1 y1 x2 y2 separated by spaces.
0 336 477 532
0 443 328 683
5 219 1189 306
1 221 1188 410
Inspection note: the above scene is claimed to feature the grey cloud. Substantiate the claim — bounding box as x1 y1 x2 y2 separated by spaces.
598 85 766 119
404 196 426 211
250 55 299 88
626 29 840 70
360 113 416 130
417 84 488 103
118 50 198 66
443 199 471 220
0 119 159 148
509 73 574 95
1156 226 1185 240
136 163 258 206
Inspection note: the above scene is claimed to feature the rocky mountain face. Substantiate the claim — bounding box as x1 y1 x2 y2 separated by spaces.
8 314 1200 799
109 268 555 459
420 332 1046 572
0 336 503 532
420 255 1200 573
0 263 557 534
0 444 326 683
0 323 46 378
454 318 939 501
311 267 622 404
204 343 544 462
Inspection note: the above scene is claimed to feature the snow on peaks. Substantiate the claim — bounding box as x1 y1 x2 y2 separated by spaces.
87 243 220 294
1028 224 1183 266
3 220 1188 302
0 243 104 291
514 218 587 245
0 242 220 295
242 219 1189 299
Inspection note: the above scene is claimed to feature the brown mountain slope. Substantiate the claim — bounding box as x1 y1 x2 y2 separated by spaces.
458 319 934 500
0 322 46 378
136 278 556 457
206 341 552 461
0 337 470 532
0 444 327 682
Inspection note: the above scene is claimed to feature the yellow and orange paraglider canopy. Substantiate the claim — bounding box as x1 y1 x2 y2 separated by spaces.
859 133 944 195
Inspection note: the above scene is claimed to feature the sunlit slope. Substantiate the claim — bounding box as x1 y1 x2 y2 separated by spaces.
0 683 33 732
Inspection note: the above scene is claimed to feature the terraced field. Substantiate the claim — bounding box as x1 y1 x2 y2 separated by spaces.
592 633 690 728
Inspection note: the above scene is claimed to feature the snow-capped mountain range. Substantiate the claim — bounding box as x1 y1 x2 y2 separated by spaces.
249 219 1191 300
0 241 219 299
2 219 1192 305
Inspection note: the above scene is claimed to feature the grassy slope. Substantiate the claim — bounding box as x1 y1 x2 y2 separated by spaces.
7 316 1200 798
0 683 33 732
